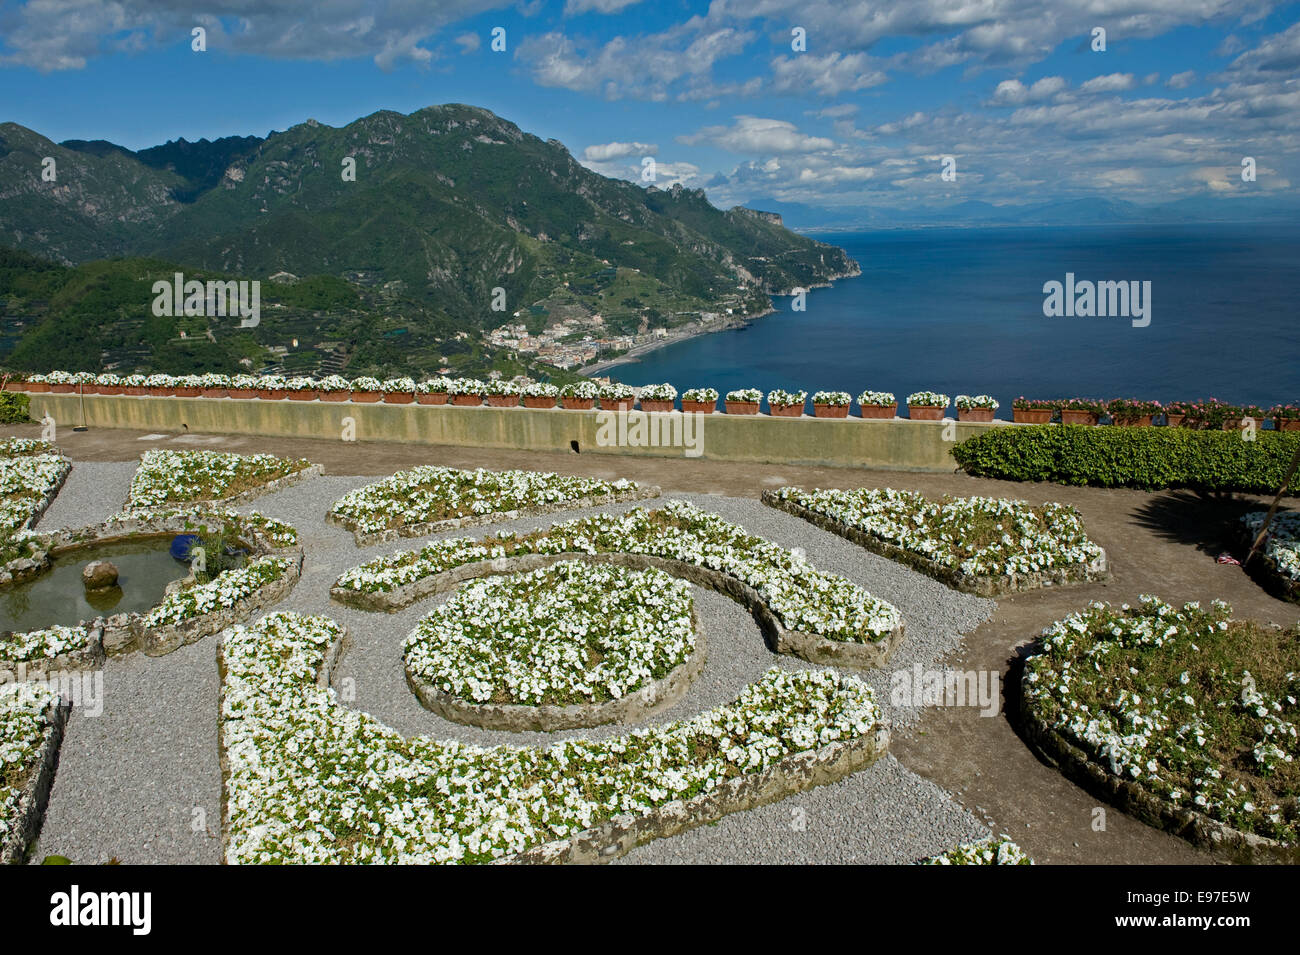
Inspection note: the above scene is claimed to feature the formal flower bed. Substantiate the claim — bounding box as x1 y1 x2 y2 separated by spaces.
1022 596 1300 851
327 466 654 543
0 681 65 863
0 438 55 458
334 500 903 646
126 449 314 508
220 610 885 864
141 555 293 629
1241 511 1300 601
922 836 1032 865
0 624 93 668
404 561 696 708
765 487 1105 595
0 452 70 542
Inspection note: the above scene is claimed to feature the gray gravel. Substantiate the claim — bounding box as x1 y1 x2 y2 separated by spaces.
28 464 996 864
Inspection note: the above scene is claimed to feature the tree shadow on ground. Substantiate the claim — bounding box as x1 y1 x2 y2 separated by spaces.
1129 489 1280 557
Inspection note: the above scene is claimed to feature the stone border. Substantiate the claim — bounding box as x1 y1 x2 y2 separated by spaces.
327 484 661 546
0 456 72 586
334 551 905 669
1016 652 1298 864
259 626 892 866
762 491 1109 597
126 461 323 511
0 622 105 684
0 696 70 865
0 510 303 671
406 609 708 731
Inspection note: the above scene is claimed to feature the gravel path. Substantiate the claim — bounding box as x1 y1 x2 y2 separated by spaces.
29 464 996 864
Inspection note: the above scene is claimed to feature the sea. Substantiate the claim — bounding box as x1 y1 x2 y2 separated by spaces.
608 224 1300 412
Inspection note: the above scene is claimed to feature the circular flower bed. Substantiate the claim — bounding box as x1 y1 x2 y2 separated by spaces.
1021 596 1300 860
403 561 702 730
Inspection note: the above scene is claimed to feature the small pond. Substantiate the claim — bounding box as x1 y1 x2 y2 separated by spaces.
0 538 187 632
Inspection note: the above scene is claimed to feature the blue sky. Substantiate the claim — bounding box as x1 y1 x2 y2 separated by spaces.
2 1 1298 211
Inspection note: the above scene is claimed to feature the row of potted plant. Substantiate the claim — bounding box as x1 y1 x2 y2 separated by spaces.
1012 397 1300 429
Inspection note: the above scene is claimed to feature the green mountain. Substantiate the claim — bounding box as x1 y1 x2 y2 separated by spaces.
0 104 858 377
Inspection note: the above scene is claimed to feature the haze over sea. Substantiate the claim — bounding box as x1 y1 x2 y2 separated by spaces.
611 225 1300 412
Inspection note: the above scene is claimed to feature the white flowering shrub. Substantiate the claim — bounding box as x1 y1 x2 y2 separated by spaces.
0 438 55 458
1024 596 1299 843
142 556 292 628
1242 511 1300 582
638 383 677 401
0 453 69 539
767 389 807 408
0 682 61 847
923 836 1032 864
328 466 643 538
560 381 599 400
127 449 310 508
907 391 949 408
336 501 902 644
681 388 718 402
221 611 881 864
812 391 851 406
0 625 90 666
770 487 1103 578
955 394 999 410
726 388 762 403
404 562 695 707
857 390 896 407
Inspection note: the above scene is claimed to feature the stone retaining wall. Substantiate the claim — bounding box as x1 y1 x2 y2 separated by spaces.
334 551 905 669
762 491 1110 596
30 393 1004 472
405 614 708 731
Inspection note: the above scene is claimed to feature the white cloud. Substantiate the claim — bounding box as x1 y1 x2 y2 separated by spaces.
582 141 657 161
1166 70 1196 89
1079 73 1137 94
989 75 1066 104
679 116 835 153
769 52 887 96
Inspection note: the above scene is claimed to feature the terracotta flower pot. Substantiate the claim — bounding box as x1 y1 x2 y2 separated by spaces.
450 394 483 407
770 404 803 417
1276 418 1300 432
351 390 382 403
1012 409 1052 424
200 387 228 399
859 405 896 420
812 404 849 419
681 400 715 414
227 388 257 399
1110 415 1152 427
173 387 200 397
51 384 76 394
288 390 318 401
319 390 349 402
383 392 415 404
602 398 635 412
725 401 759 415
100 385 124 396
4 381 24 392
522 396 555 409
25 382 50 393
258 388 287 400
957 408 995 423
561 397 596 411
417 393 449 405
79 384 101 395
1059 410 1099 425
485 394 519 408
638 399 674 413
1164 414 1185 427
908 406 945 421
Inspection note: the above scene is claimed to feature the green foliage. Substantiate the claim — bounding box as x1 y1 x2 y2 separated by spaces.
0 391 29 422
951 425 1300 494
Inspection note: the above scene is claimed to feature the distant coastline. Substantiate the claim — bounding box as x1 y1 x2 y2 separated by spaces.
581 264 862 377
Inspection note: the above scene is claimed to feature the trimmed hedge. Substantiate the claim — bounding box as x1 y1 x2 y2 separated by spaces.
0 392 29 423
951 425 1300 494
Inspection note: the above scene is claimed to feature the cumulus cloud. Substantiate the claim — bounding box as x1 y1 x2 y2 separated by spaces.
582 141 657 161
768 52 887 96
988 75 1066 104
679 116 835 153
1166 70 1196 89
1079 73 1137 94
564 0 645 12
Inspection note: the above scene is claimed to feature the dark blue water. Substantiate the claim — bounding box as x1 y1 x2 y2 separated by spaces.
611 225 1300 410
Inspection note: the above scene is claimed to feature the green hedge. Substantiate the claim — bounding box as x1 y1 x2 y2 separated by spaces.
0 392 29 424
951 425 1300 494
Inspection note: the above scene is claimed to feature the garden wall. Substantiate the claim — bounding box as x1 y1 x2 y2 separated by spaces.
29 394 1002 472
